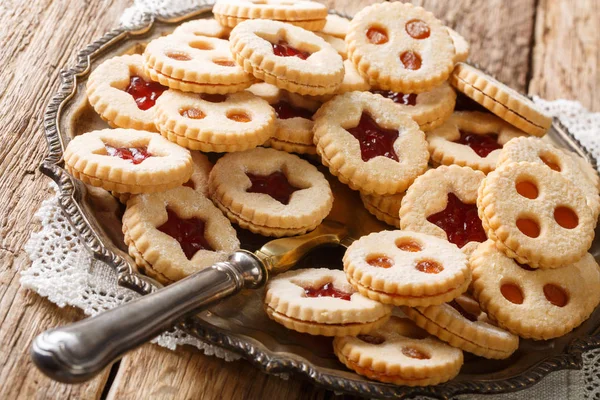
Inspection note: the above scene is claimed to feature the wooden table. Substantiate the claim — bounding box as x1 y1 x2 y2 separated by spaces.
0 0 598 398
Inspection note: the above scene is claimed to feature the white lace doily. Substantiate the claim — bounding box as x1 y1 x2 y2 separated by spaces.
21 1 600 398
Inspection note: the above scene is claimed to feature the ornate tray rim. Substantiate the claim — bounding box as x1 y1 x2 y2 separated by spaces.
39 3 600 398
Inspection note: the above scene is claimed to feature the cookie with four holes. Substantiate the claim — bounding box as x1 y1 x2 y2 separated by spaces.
451 63 552 137
400 165 487 257
333 316 463 386
264 268 392 336
470 240 600 340
229 19 344 95
172 18 232 39
144 34 255 94
64 129 192 193
154 90 275 152
86 54 168 131
122 186 240 284
313 91 429 195
427 111 526 173
371 81 456 132
346 2 455 93
478 161 595 269
360 192 405 229
403 294 519 359
213 0 328 31
208 147 333 237
344 230 471 307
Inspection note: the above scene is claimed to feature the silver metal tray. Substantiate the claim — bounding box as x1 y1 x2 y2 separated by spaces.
40 3 600 398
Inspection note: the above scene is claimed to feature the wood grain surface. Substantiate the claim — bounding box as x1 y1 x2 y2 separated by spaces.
0 0 598 399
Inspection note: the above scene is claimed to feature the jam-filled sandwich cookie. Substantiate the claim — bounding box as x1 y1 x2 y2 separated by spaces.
308 60 370 103
403 294 519 359
346 2 455 93
229 19 344 96
451 63 552 137
333 316 463 386
264 268 392 336
447 28 469 63
498 136 600 219
213 0 328 31
154 90 275 152
313 91 429 195
470 240 600 340
344 231 471 307
172 18 231 39
86 54 167 132
360 192 405 229
208 147 333 237
122 187 240 284
144 34 254 94
371 81 456 132
320 14 350 39
427 111 526 173
478 161 595 269
64 129 192 194
400 165 486 257
314 32 347 59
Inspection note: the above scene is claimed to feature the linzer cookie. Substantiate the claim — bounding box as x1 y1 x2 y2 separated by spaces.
64 129 192 193
122 187 239 284
270 91 320 155
451 63 552 137
371 81 456 132
478 161 595 269
229 19 344 95
400 165 486 256
333 316 463 386
320 14 350 39
360 192 404 229
344 231 471 307
427 111 526 173
154 90 275 152
308 59 370 103
144 34 254 94
498 136 600 218
172 18 231 39
315 32 347 59
346 2 455 93
313 91 429 195
264 268 392 336
447 28 469 63
208 147 333 237
86 54 167 131
213 0 328 30
470 240 600 340
403 295 519 359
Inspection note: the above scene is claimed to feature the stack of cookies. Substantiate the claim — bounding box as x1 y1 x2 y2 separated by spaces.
62 0 600 387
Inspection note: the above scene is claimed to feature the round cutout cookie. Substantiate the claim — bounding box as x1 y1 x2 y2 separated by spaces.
451 63 552 137
122 186 240 284
346 2 455 93
427 111 526 173
264 268 392 336
470 240 600 340
333 316 463 386
360 192 405 229
208 147 333 237
313 91 429 196
478 161 595 269
86 54 168 132
63 129 192 194
154 90 275 152
229 19 344 95
400 165 486 257
172 18 231 39
213 0 327 29
343 230 471 307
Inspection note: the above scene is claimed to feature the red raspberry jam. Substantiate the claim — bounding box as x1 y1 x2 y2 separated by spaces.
157 209 214 260
346 113 400 162
304 282 352 301
456 131 502 158
426 193 487 248
449 300 478 322
272 41 310 60
371 90 418 106
272 101 314 120
105 145 152 165
246 171 300 205
125 75 167 110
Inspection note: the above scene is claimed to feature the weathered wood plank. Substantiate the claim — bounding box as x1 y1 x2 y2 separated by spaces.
529 0 600 111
